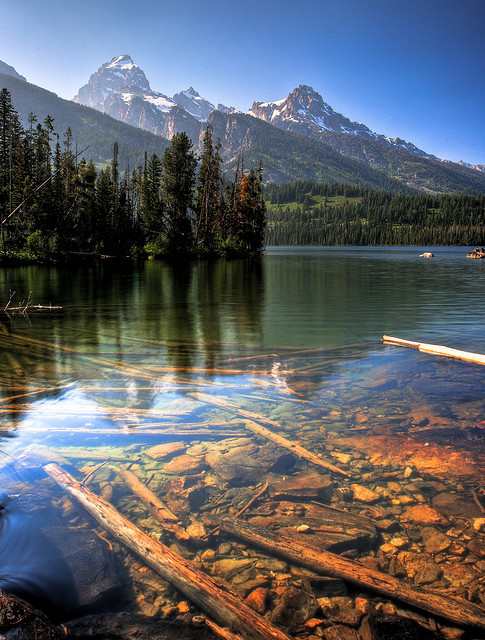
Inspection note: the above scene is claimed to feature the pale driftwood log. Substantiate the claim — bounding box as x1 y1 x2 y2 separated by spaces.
190 392 350 477
382 335 485 365
220 517 485 632
116 465 189 541
18 426 246 438
42 462 293 640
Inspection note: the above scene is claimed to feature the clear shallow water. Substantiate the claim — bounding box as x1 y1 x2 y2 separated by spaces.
0 246 485 617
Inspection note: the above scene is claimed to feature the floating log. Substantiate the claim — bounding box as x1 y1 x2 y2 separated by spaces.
116 465 189 541
220 517 485 632
41 461 293 640
382 335 485 366
190 392 350 477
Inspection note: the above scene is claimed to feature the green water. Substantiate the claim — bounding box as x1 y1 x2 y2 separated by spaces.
0 246 485 618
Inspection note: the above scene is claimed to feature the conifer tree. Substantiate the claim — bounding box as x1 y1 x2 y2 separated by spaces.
196 125 223 253
139 153 164 241
161 132 197 256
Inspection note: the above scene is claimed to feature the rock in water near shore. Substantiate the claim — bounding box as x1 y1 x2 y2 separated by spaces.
360 613 442 639
0 496 121 618
42 526 123 615
466 247 485 258
0 590 65 639
64 613 217 639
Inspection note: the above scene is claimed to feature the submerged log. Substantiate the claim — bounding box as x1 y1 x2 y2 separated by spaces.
220 517 485 632
42 462 293 640
382 335 485 366
116 465 189 541
190 392 350 477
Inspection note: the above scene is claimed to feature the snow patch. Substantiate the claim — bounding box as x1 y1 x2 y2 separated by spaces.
143 93 175 112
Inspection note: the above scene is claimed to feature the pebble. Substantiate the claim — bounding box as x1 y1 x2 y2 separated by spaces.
244 587 267 613
350 483 380 503
144 441 186 460
296 524 312 533
473 517 485 532
402 505 448 526
421 527 451 554
163 454 206 475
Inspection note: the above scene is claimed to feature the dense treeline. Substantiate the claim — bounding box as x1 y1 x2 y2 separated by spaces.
265 180 485 246
0 89 266 260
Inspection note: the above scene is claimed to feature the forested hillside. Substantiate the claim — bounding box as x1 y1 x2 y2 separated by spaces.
265 181 485 246
0 90 265 260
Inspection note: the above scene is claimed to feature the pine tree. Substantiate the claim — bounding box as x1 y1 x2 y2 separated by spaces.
139 153 164 241
161 132 197 256
196 125 223 254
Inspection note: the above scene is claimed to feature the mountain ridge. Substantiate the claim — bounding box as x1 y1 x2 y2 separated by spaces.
1 58 485 195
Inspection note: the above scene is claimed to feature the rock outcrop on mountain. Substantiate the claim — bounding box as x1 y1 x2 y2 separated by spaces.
73 54 198 140
0 60 26 82
1 54 483 194
249 85 433 159
172 87 215 122
73 55 236 143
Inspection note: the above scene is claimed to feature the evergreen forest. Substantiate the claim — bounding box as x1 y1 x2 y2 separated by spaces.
0 89 266 260
265 181 485 246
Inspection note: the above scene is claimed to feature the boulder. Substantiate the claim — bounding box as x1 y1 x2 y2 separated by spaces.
65 613 216 639
270 585 318 632
267 470 333 501
144 442 186 460
0 590 65 639
359 613 441 640
402 505 447 526
163 454 207 475
206 439 294 484
467 247 485 258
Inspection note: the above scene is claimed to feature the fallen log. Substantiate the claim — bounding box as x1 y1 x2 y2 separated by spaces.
41 461 293 640
116 465 189 541
190 392 350 477
220 517 485 632
18 426 246 438
382 335 485 366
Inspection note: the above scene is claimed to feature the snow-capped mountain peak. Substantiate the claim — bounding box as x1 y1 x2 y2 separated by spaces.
249 84 376 137
172 87 215 122
73 54 155 110
248 84 433 158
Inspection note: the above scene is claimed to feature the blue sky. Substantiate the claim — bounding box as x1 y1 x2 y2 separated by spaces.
1 0 484 164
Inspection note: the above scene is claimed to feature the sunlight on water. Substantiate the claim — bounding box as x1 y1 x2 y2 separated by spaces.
0 247 485 627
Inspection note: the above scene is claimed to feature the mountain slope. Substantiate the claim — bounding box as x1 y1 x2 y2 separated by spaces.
249 85 433 159
0 60 26 82
0 72 170 168
248 85 485 194
207 110 414 193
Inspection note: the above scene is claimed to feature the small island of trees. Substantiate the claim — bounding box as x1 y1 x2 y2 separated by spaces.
0 88 266 261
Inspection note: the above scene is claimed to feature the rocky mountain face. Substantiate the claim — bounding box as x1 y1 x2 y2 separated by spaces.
0 61 25 82
458 161 485 174
249 85 433 159
1 55 483 194
73 55 236 143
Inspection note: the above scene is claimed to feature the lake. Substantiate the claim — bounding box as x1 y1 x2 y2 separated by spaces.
0 246 485 635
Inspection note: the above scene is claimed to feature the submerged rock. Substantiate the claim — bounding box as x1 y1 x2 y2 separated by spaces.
206 439 294 484
65 613 216 639
360 613 441 639
402 505 448 526
270 585 318 632
268 470 333 500
0 590 65 639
